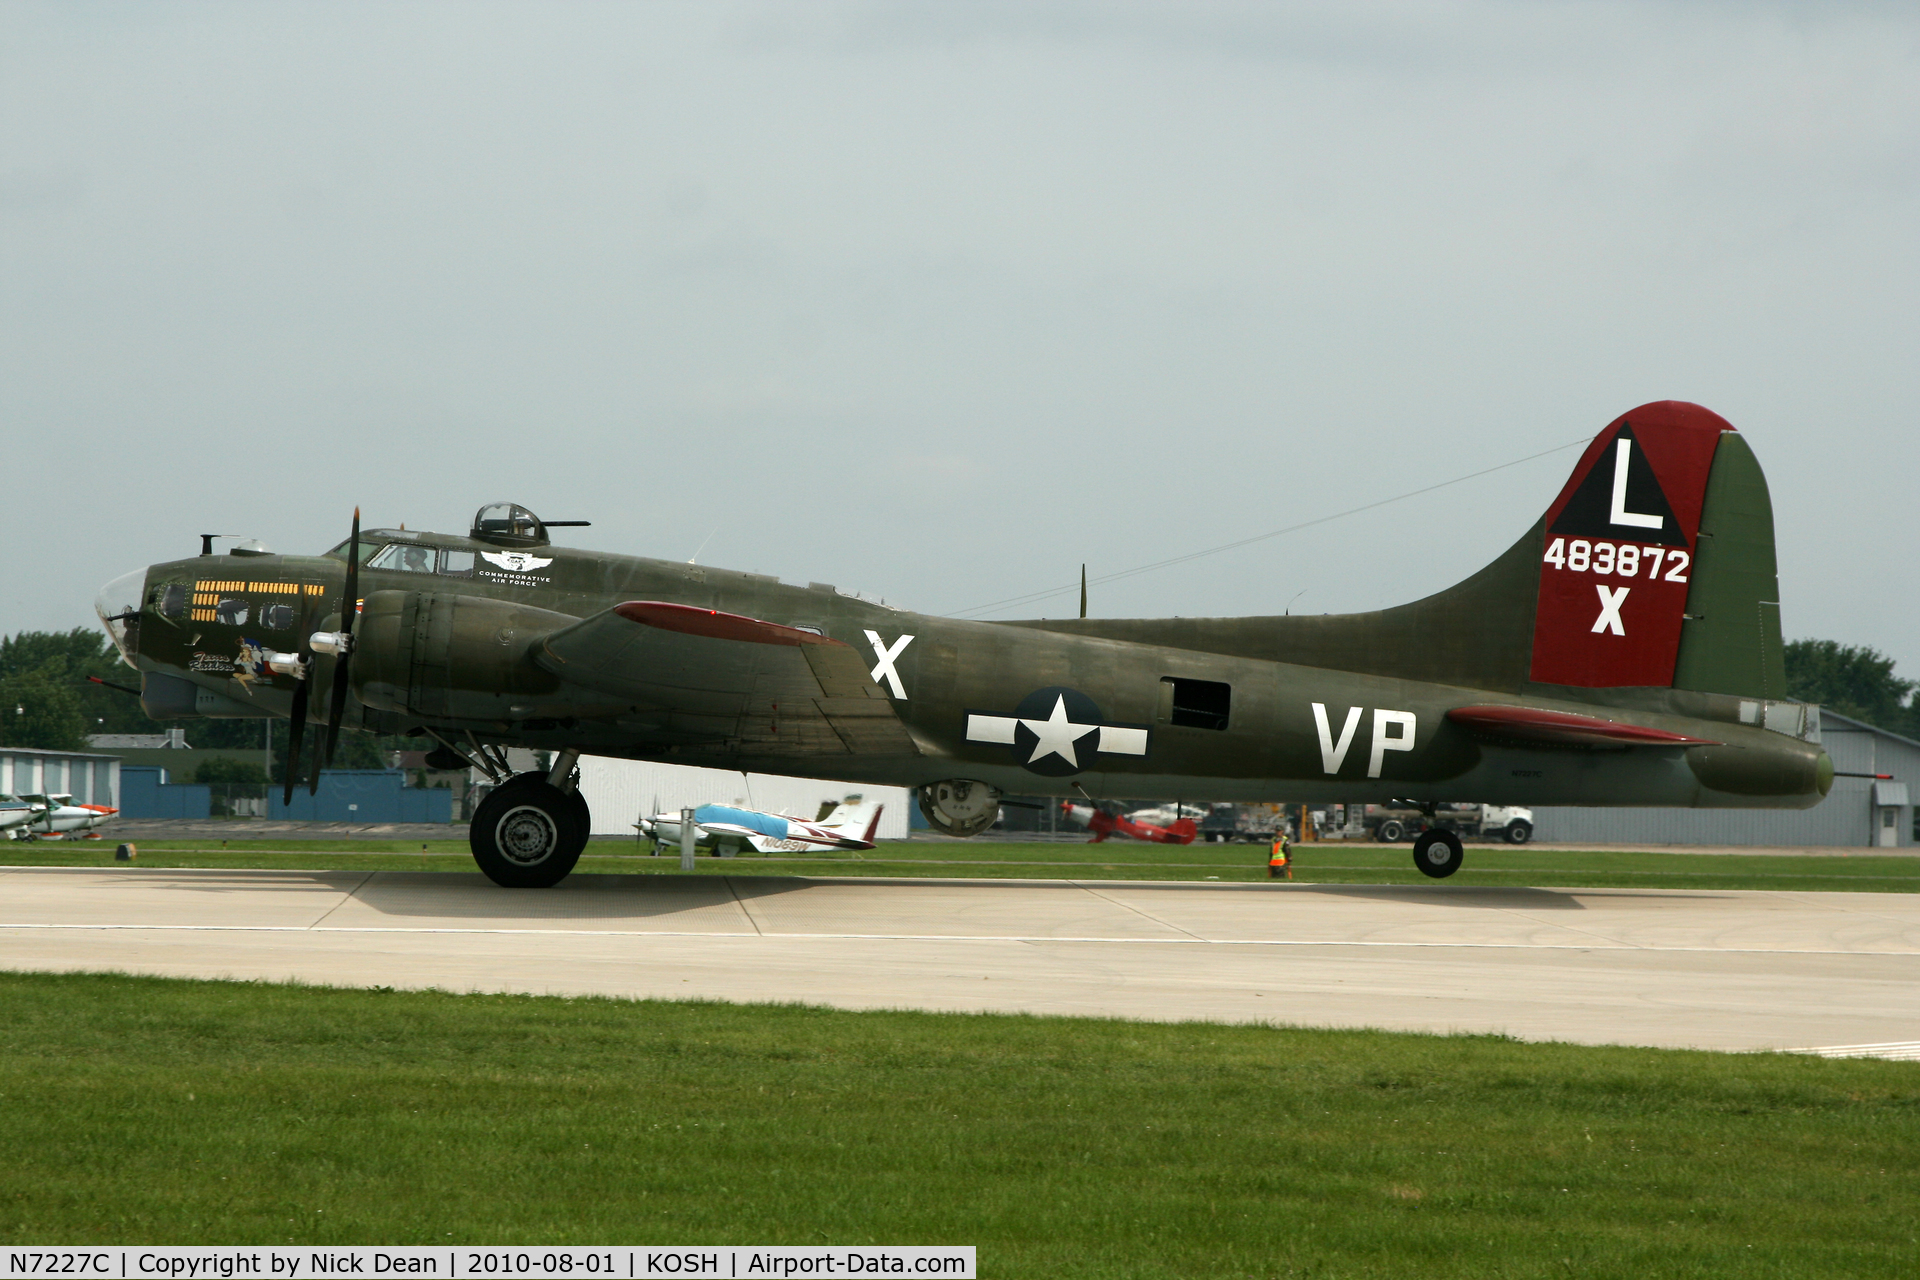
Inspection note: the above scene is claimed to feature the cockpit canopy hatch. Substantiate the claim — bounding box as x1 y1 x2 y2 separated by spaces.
472 503 547 547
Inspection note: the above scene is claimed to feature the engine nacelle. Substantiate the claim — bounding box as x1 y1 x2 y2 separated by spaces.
353 589 573 720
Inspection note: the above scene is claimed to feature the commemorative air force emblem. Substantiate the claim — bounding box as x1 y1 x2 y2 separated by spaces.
481 550 554 573
964 686 1150 777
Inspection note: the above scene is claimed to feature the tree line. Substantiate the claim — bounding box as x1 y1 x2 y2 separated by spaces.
0 628 408 780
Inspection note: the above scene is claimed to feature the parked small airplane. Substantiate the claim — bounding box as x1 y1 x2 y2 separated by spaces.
1125 802 1211 828
11 795 117 840
639 797 885 855
99 400 1832 887
1061 801 1198 845
0 793 46 836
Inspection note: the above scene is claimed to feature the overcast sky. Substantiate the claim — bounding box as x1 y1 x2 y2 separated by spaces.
4 2 1915 672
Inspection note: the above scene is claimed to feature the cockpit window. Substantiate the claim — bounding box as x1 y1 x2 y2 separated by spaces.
367 544 477 576
369 543 436 574
325 540 380 563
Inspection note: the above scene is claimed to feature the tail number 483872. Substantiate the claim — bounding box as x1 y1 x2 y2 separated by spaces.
1543 537 1688 583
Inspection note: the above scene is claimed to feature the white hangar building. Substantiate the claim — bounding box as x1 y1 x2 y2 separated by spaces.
0 745 121 808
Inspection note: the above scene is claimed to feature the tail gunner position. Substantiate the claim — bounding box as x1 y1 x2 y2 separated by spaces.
97 402 1832 887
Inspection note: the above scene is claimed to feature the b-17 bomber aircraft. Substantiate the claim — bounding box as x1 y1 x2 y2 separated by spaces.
96 401 1831 887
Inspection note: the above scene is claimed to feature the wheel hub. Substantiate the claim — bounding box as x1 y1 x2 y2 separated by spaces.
496 804 560 865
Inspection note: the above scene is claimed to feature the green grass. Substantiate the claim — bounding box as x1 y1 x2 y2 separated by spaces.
0 972 1914 1275
9 838 1920 891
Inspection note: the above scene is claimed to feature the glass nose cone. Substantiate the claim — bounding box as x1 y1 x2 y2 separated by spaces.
95 568 147 666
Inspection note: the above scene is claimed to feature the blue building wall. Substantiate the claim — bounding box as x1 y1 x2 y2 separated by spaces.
117 767 449 823
268 770 452 823
118 767 211 819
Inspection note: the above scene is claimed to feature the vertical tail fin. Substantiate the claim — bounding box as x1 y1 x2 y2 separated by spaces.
1525 401 1784 697
1528 401 1776 692
1037 401 1787 702
817 796 884 842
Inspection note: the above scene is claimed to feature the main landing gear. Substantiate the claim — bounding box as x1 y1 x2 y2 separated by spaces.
917 779 1002 838
469 752 591 888
1411 827 1464 879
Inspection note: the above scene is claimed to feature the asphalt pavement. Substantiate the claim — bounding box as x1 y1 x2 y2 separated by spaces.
1 866 1916 1056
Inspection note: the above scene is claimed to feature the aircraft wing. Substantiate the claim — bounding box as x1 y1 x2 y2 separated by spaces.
536 601 919 757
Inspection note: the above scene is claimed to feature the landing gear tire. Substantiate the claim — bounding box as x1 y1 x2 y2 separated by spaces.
1376 819 1406 843
470 772 588 888
1412 829 1465 879
917 779 1002 838
1504 820 1533 845
562 781 591 846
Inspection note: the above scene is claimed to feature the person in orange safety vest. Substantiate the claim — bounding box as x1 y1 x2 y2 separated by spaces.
1268 830 1292 879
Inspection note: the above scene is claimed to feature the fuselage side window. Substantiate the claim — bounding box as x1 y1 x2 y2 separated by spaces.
1160 677 1232 731
439 550 476 576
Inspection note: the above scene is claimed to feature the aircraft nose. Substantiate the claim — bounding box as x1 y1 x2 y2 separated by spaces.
95 567 147 665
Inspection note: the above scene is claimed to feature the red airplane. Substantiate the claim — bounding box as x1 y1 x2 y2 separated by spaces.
1060 801 1197 845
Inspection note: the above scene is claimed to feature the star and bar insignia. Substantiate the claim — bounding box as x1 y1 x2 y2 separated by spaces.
964 686 1150 777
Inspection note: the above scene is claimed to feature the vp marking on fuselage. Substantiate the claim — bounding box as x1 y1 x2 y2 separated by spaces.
1313 703 1417 778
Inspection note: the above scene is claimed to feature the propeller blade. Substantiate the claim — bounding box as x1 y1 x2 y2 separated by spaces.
283 675 309 807
323 508 361 769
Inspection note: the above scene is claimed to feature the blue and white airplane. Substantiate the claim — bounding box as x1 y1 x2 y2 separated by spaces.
639 796 885 855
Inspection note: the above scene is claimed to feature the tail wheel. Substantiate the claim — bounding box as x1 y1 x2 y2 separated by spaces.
1412 828 1464 879
470 772 588 888
1505 820 1533 845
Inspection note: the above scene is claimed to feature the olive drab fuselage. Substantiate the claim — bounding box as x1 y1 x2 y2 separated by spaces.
118 519 1830 812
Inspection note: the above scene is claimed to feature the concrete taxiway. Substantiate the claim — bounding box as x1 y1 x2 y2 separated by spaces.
1 866 1916 1055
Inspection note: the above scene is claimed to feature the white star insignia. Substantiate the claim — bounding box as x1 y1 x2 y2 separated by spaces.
1019 694 1100 768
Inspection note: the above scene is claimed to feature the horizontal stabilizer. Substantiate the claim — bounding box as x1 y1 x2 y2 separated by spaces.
1447 704 1719 747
